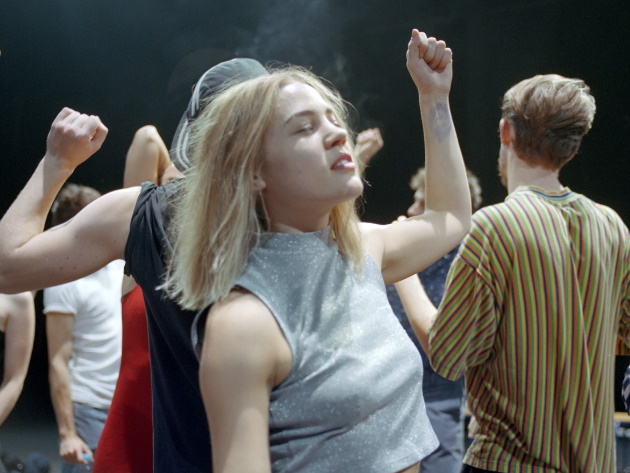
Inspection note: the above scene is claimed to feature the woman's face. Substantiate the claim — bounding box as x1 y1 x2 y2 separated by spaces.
260 82 363 228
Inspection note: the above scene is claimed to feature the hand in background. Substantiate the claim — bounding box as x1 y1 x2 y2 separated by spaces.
59 433 92 465
354 127 383 171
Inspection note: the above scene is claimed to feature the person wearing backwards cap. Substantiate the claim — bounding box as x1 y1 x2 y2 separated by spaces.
0 57 266 473
171 58 270 173
89 58 268 473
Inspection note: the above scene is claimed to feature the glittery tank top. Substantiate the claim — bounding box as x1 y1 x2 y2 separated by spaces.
234 227 438 473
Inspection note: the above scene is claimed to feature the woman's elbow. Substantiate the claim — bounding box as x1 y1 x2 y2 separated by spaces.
457 216 472 239
447 212 471 242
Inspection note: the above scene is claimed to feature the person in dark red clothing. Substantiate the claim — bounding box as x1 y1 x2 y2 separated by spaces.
93 284 152 473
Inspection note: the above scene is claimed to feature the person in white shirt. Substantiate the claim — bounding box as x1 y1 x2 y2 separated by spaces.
44 183 123 473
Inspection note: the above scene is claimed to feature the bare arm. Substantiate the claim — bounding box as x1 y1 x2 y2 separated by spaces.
123 125 184 188
120 125 184 295
0 292 35 425
363 30 471 284
200 291 291 473
393 275 436 353
47 313 92 464
0 108 139 293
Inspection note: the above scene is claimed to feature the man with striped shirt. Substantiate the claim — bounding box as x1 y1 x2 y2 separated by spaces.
429 74 630 473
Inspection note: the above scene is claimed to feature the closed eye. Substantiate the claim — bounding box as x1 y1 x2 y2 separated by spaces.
327 110 342 127
297 124 314 133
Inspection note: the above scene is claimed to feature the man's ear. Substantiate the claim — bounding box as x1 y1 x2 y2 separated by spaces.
253 176 266 193
499 119 512 146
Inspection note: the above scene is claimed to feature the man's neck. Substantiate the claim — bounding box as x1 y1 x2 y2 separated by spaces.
507 154 563 194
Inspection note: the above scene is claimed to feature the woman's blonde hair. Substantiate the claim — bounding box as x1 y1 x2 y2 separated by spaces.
164 66 363 310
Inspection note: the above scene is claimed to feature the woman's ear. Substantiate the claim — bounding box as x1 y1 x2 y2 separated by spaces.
253 176 266 193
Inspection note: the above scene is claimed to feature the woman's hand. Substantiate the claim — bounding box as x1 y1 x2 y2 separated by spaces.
406 29 453 97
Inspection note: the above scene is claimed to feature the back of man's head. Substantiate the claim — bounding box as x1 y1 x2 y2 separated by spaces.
501 74 596 170
50 183 101 227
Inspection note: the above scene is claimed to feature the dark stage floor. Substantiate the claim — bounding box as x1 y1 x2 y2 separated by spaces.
0 394 60 473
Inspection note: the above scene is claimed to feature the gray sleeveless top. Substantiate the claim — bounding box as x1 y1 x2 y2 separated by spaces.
234 227 438 473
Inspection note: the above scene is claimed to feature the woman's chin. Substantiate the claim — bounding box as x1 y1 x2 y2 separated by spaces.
346 176 364 199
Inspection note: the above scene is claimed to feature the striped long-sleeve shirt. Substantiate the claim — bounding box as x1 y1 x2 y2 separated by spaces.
429 186 630 473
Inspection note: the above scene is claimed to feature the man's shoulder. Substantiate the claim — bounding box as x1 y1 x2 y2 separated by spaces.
470 203 514 232
43 277 82 313
592 201 629 231
457 203 520 265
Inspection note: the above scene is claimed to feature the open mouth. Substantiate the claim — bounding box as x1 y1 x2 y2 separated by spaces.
331 154 354 170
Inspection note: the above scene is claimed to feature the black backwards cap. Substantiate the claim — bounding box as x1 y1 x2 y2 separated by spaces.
170 58 269 172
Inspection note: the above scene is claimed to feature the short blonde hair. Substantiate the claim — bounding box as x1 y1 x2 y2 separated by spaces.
409 167 483 212
501 74 596 170
165 66 363 310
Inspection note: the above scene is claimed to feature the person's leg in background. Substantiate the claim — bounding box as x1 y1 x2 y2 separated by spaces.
421 397 465 473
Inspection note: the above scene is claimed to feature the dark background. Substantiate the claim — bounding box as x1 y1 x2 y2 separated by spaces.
1 0 629 434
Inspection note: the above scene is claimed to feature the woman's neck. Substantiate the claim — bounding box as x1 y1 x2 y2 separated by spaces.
267 209 331 234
